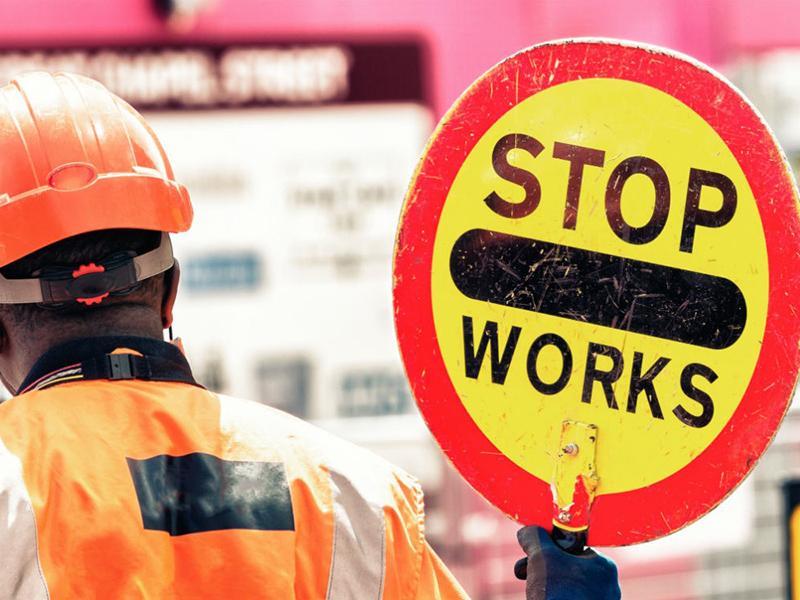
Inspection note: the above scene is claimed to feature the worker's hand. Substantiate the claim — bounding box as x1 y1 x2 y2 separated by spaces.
516 526 621 600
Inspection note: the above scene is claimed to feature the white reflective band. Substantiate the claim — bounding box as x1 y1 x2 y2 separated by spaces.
0 437 49 600
326 469 386 600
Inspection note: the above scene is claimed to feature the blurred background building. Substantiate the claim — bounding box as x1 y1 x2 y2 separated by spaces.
2 0 800 598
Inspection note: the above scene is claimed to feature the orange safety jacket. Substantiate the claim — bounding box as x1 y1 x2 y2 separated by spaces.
0 336 469 599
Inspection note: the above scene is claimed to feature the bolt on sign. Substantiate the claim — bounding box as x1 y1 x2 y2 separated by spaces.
393 39 800 546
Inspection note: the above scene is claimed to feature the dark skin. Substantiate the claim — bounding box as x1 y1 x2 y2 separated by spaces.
0 264 180 394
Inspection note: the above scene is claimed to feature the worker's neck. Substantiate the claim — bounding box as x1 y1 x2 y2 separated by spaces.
2 317 164 394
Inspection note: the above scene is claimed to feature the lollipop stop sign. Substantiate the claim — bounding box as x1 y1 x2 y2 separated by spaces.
393 39 800 546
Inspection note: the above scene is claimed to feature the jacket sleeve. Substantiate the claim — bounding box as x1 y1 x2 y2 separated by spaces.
280 410 472 600
415 540 471 599
380 467 470 599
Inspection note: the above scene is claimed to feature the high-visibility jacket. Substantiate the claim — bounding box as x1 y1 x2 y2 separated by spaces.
0 336 469 599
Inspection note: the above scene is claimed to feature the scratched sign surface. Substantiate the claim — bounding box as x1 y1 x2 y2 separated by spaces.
393 40 800 545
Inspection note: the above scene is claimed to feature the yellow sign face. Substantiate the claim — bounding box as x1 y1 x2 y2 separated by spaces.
431 78 768 494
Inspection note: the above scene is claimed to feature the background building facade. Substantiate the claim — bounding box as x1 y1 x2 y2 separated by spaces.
3 1 800 597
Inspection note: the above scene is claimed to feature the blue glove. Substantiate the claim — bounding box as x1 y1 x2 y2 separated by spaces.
516 526 621 600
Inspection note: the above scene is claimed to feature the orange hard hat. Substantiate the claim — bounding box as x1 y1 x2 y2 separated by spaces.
0 71 192 268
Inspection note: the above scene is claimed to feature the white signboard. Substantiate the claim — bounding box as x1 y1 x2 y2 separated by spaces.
149 103 432 420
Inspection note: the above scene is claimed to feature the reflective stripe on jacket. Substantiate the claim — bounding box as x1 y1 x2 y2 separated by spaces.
0 336 468 599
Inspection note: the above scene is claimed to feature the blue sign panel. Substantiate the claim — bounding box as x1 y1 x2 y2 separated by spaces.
338 370 414 417
183 252 262 293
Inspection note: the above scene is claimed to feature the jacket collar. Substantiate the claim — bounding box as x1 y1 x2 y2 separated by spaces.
18 335 200 395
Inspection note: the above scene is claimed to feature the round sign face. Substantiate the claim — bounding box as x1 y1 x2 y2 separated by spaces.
393 39 800 545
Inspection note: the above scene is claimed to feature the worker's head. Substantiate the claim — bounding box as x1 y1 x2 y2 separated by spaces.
0 72 192 392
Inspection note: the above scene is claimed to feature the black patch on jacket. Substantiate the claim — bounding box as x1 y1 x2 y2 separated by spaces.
127 452 294 536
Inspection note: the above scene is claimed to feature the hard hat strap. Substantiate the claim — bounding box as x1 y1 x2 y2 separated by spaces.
0 233 174 305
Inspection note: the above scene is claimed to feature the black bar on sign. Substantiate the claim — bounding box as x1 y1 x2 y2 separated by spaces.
449 229 746 350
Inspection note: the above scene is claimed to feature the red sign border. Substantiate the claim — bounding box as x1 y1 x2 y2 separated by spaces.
393 39 800 545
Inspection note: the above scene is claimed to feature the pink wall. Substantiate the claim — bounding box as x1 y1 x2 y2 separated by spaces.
0 0 796 116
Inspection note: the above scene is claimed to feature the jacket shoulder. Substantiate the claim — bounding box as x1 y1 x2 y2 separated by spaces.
216 393 423 508
216 394 428 597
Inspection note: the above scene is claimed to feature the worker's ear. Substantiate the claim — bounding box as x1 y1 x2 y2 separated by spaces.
161 260 180 330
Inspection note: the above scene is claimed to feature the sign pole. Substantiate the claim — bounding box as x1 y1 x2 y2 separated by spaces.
551 420 599 549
